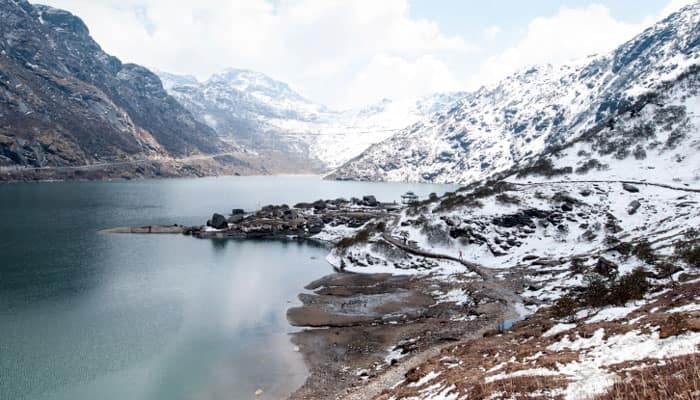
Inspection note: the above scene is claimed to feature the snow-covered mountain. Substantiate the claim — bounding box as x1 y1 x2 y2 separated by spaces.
329 3 700 185
158 68 466 169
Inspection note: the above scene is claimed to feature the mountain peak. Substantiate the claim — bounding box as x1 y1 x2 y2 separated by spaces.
33 4 90 36
329 3 700 185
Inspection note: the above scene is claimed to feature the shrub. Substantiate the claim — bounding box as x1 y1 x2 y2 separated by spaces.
596 354 700 400
655 262 681 286
632 240 656 264
604 235 621 248
575 158 608 174
613 242 633 257
374 221 386 233
579 268 650 307
609 267 649 305
435 194 483 212
336 228 371 250
675 241 700 267
550 296 579 322
605 214 624 234
571 257 588 274
516 158 573 178
495 193 521 205
580 273 610 308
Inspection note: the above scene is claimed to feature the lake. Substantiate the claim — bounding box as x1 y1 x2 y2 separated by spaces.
0 175 456 400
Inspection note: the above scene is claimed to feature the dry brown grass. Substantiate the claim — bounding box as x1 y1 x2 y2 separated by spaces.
376 274 700 400
596 354 700 400
474 375 569 400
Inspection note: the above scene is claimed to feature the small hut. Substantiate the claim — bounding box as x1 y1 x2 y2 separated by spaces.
401 191 419 205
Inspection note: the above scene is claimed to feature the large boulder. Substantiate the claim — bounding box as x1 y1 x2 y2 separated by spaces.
622 183 640 193
362 195 379 207
627 200 642 215
208 213 228 230
231 208 245 215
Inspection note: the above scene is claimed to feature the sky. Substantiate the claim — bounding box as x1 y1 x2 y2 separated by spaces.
39 0 694 109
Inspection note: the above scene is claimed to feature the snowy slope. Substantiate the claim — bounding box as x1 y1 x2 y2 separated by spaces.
158 69 466 169
329 3 700 185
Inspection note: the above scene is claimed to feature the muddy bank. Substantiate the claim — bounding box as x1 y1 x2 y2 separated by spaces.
286 271 523 400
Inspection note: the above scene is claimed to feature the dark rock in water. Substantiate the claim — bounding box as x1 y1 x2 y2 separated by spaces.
231 208 245 215
561 203 574 212
595 257 618 278
362 195 379 207
627 200 642 215
208 213 228 230
622 183 640 193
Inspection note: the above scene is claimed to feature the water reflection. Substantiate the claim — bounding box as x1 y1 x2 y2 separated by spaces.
0 176 456 400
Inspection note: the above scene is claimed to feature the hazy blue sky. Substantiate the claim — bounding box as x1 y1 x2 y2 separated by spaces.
41 0 692 107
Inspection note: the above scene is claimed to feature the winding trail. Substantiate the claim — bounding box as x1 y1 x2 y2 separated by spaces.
380 233 493 280
506 179 700 193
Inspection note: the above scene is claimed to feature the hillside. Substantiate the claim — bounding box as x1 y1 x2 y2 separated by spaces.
0 0 256 180
329 3 700 186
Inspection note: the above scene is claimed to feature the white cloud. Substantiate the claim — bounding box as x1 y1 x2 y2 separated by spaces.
469 4 645 88
468 1 693 90
38 0 472 108
36 0 690 108
484 25 501 41
345 54 461 106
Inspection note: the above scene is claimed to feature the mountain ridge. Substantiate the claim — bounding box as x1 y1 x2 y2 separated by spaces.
0 0 254 180
328 2 700 186
158 68 468 169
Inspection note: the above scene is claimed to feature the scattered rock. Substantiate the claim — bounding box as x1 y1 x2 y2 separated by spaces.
231 208 245 215
622 183 640 193
561 203 574 212
627 200 642 215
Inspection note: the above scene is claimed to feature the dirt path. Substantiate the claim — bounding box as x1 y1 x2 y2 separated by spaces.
506 179 700 193
380 233 493 280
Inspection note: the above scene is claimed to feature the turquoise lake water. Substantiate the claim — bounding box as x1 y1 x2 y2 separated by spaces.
0 175 456 400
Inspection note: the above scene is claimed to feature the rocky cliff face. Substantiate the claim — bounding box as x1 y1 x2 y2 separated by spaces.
329 3 700 185
0 0 227 171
